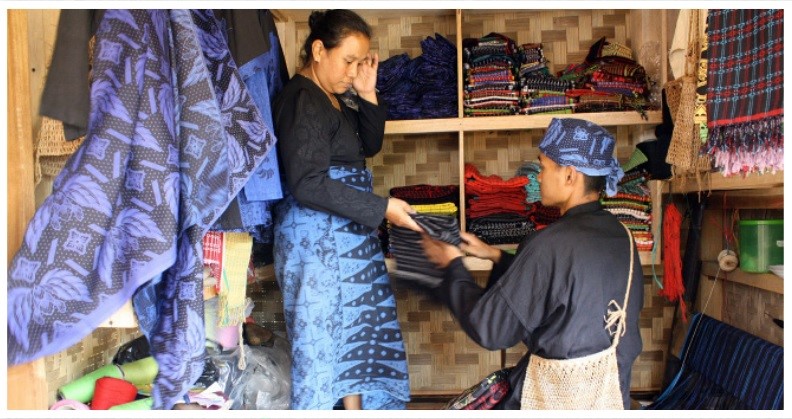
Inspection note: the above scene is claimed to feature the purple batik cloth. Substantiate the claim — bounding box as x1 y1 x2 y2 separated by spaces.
8 9 275 410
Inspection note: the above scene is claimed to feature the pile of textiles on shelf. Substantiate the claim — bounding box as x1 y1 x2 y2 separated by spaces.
385 184 460 288
600 151 655 251
517 43 575 115
463 33 520 116
515 161 561 231
465 163 535 245
461 33 653 118
380 184 460 257
377 33 457 120
388 213 462 289
560 37 652 118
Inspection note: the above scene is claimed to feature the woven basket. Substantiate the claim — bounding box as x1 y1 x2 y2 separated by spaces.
664 9 710 177
35 116 85 184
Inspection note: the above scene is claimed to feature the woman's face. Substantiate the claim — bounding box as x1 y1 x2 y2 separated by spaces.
314 32 370 94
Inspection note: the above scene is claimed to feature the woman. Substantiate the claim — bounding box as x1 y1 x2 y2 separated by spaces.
272 9 420 410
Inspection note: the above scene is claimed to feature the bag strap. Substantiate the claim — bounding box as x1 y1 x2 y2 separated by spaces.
605 223 635 348
683 9 700 77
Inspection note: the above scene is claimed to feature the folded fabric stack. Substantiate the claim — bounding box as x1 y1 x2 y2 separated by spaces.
389 184 460 207
465 163 532 244
525 201 561 231
601 169 654 251
517 43 575 115
467 213 533 245
383 184 460 256
377 33 457 120
515 161 542 203
558 37 652 117
389 214 461 289
463 33 520 117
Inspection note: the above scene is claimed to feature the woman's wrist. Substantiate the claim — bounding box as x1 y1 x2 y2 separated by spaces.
357 89 378 105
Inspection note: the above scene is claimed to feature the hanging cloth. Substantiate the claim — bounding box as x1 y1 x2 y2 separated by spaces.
7 9 276 411
660 202 687 320
704 9 784 176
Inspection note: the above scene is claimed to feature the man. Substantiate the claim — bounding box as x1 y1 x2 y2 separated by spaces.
421 118 644 409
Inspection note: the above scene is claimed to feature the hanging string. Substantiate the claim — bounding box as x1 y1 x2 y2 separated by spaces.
660 202 687 321
650 194 664 290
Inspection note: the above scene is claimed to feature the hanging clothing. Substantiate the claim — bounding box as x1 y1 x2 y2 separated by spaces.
8 9 276 411
38 10 104 140
704 9 784 176
436 201 644 409
211 10 288 240
272 74 409 409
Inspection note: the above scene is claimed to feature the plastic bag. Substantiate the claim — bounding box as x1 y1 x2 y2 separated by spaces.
211 335 291 410
112 335 150 365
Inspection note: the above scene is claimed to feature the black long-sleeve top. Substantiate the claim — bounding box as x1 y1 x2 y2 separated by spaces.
437 201 644 409
273 74 388 229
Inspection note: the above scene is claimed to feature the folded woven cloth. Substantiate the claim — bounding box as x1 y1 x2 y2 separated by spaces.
389 214 461 289
389 184 459 205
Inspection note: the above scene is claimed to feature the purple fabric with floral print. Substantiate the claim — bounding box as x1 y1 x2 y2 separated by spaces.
8 9 275 410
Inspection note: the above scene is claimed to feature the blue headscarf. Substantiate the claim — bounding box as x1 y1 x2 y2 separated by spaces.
538 118 624 197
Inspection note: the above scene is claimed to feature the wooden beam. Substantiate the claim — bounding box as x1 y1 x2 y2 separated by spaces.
666 171 784 194
706 187 785 210
701 261 783 295
7 9 49 410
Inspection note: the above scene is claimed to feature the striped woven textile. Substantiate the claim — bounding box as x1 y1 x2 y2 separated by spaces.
704 9 784 176
645 313 784 410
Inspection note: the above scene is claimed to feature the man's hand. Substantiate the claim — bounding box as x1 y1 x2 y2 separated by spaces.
421 234 463 268
459 232 502 263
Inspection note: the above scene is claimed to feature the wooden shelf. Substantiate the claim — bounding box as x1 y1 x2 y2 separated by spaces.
665 170 784 194
384 111 662 135
460 110 662 132
385 118 461 135
701 261 784 295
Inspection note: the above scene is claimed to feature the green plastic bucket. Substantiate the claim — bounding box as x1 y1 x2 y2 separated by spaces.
738 220 784 273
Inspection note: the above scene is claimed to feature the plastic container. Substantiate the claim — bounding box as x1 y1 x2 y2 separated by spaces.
738 220 784 273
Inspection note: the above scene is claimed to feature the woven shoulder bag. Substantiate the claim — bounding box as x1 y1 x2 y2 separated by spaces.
665 9 710 177
520 224 635 410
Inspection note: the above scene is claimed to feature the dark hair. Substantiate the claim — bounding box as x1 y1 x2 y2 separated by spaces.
302 10 372 67
583 174 607 195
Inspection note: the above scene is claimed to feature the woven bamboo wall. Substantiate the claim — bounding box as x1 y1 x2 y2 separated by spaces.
248 276 287 335
282 10 457 73
393 271 504 394
462 125 641 181
368 133 460 197
462 9 632 74
723 282 784 346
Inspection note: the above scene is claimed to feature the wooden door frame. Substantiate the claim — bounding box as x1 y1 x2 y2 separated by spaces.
7 9 48 410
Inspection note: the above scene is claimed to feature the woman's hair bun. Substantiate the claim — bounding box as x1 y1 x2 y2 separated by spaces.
308 11 325 31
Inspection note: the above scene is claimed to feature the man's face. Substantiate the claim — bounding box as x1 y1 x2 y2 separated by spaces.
537 153 565 208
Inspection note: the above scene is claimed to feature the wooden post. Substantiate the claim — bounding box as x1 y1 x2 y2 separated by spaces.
7 9 49 410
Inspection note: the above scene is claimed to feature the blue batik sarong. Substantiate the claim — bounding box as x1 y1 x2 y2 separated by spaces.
273 166 410 410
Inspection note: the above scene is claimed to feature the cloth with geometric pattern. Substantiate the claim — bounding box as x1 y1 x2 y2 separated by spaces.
273 166 409 410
